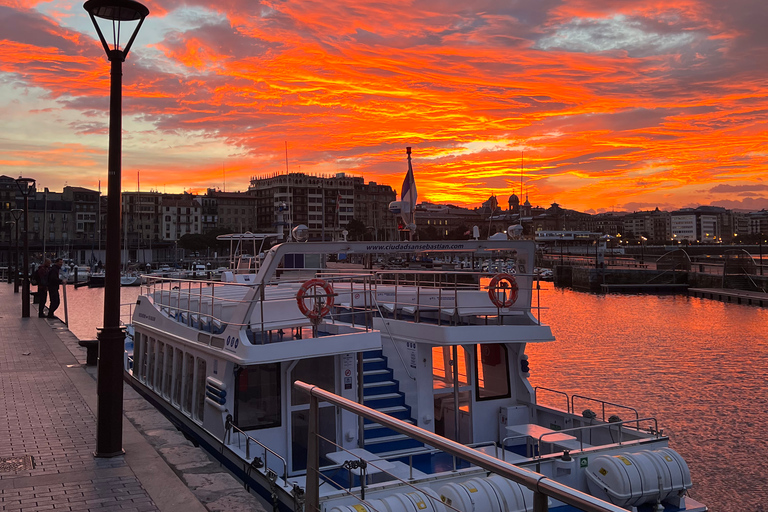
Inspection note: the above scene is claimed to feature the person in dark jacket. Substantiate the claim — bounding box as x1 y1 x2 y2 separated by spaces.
36 258 51 318
47 258 65 319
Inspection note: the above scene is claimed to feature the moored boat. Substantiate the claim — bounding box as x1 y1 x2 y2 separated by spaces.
124 240 707 512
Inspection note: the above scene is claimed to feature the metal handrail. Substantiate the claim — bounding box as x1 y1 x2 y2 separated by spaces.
528 417 660 457
225 418 288 484
535 386 571 414
296 380 626 512
571 395 640 422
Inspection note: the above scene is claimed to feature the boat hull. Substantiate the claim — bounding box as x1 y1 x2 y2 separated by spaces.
124 371 300 512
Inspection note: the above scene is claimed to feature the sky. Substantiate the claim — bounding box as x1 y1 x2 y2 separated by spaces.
1 0 768 213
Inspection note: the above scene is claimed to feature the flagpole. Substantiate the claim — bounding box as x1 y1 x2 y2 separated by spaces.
407 147 414 241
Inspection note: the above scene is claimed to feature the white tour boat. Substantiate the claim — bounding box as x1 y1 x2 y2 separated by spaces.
124 239 707 512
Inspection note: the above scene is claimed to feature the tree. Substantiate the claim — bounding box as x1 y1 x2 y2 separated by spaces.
177 233 208 254
345 218 369 241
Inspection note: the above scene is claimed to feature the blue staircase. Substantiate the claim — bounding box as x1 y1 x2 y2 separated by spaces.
361 350 423 455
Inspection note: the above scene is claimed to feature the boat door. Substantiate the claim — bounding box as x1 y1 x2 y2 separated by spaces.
287 355 338 472
432 345 472 444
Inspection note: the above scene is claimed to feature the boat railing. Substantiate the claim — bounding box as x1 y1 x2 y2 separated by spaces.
296 380 627 512
570 394 640 423
534 417 658 458
535 386 571 413
225 416 289 485
120 301 136 327
138 268 544 345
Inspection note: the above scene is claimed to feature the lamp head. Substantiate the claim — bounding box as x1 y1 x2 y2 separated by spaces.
84 0 149 60
11 209 23 221
15 177 35 197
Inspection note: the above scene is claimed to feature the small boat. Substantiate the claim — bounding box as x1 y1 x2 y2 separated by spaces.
124 239 707 512
87 272 105 288
120 273 141 286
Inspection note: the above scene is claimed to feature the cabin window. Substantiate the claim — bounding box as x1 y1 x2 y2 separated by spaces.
147 338 156 387
432 346 469 389
194 358 206 421
234 364 281 430
475 344 510 401
140 334 148 382
156 342 164 392
183 353 194 414
432 346 472 444
173 348 183 405
134 333 145 381
164 345 174 398
290 356 335 406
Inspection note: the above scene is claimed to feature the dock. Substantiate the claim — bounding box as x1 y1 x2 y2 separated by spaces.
0 284 267 512
688 287 768 307
601 283 689 294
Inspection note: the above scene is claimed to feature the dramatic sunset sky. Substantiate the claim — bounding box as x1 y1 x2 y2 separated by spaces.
2 0 767 212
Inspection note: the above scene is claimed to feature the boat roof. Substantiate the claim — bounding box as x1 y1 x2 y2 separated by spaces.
216 232 282 241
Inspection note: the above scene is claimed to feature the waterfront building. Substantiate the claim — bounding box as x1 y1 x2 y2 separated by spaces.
249 172 396 241
621 208 671 243
206 189 257 234
416 203 482 239
0 175 23 247
748 210 768 237
122 190 162 256
161 196 202 241
671 206 726 243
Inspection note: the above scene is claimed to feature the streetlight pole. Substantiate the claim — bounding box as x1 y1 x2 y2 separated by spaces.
6 221 15 284
16 178 36 318
10 209 22 293
84 0 149 458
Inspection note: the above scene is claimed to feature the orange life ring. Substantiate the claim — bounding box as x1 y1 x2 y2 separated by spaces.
296 278 335 321
488 273 518 308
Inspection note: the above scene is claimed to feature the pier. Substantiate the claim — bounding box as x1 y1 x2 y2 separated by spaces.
0 284 266 512
688 288 768 307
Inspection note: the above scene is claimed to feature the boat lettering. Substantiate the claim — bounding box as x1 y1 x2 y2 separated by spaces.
137 312 156 322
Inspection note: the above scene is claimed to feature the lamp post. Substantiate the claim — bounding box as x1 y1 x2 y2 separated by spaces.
640 236 647 265
6 221 16 284
84 0 149 458
16 178 36 318
10 209 23 293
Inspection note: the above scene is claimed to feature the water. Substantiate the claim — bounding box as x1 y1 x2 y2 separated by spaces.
63 284 768 511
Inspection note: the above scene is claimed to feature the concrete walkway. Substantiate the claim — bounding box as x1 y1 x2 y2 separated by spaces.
0 285 267 512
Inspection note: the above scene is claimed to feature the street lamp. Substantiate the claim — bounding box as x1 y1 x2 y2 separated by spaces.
10 209 23 293
84 0 149 458
16 177 35 318
6 221 16 285
640 236 647 265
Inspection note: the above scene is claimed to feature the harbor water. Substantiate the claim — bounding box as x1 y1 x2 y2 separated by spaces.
62 284 767 511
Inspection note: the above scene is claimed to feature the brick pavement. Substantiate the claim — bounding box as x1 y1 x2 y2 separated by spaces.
0 285 207 512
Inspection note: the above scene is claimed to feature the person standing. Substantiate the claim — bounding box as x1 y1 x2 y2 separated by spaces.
36 258 51 318
47 258 65 319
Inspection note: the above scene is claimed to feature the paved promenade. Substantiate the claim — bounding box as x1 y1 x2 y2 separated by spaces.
0 284 266 512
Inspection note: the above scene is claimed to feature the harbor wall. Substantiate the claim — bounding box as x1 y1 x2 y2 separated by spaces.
554 265 768 293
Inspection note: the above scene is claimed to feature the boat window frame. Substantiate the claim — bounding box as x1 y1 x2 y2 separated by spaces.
156 341 165 393
172 348 183 406
163 344 174 398
233 363 282 431
183 352 194 414
194 357 206 421
473 343 511 402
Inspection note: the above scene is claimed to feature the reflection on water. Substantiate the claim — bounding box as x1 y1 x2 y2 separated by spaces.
63 285 142 341
531 286 768 511
64 284 768 511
